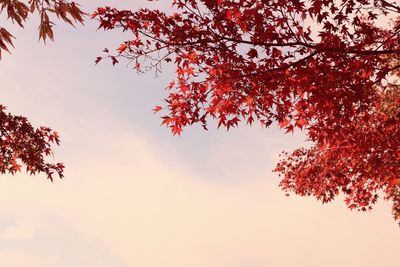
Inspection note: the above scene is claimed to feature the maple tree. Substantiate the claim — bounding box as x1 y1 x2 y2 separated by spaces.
0 0 85 179
1 0 399 223
93 0 400 221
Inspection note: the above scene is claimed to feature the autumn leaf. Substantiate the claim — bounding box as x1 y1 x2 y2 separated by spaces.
117 43 128 54
152 106 162 113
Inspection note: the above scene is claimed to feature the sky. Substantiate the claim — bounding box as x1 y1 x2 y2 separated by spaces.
0 1 399 267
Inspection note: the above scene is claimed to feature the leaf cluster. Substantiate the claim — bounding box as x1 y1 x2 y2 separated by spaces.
0 0 85 58
0 105 64 181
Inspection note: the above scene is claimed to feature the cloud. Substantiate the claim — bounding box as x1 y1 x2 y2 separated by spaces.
0 115 399 267
0 212 132 267
0 218 38 241
0 1 400 267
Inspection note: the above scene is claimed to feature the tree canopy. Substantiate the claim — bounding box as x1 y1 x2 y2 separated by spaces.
1 0 400 221
94 0 400 221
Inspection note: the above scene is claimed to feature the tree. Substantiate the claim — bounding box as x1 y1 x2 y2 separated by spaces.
93 0 400 221
1 0 399 222
0 0 85 180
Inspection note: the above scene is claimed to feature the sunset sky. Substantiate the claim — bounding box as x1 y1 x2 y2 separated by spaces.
0 1 399 267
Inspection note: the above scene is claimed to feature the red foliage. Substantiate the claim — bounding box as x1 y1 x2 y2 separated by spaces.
94 0 400 221
275 85 400 219
0 0 85 58
0 0 85 180
0 106 64 181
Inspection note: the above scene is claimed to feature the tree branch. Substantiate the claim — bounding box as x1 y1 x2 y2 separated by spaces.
380 0 400 13
217 51 319 80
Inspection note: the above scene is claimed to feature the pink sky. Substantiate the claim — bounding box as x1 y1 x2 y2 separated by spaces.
0 1 399 266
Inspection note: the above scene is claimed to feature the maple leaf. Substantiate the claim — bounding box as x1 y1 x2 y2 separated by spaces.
117 43 128 54
152 106 162 113
295 118 308 128
171 125 182 136
111 56 118 65
95 56 102 65
279 118 290 129
247 48 258 59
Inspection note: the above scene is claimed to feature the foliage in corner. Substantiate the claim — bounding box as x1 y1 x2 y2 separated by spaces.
0 0 85 58
0 0 85 179
0 106 64 181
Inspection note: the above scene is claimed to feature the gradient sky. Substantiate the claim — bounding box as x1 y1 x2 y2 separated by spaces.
1 1 399 267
